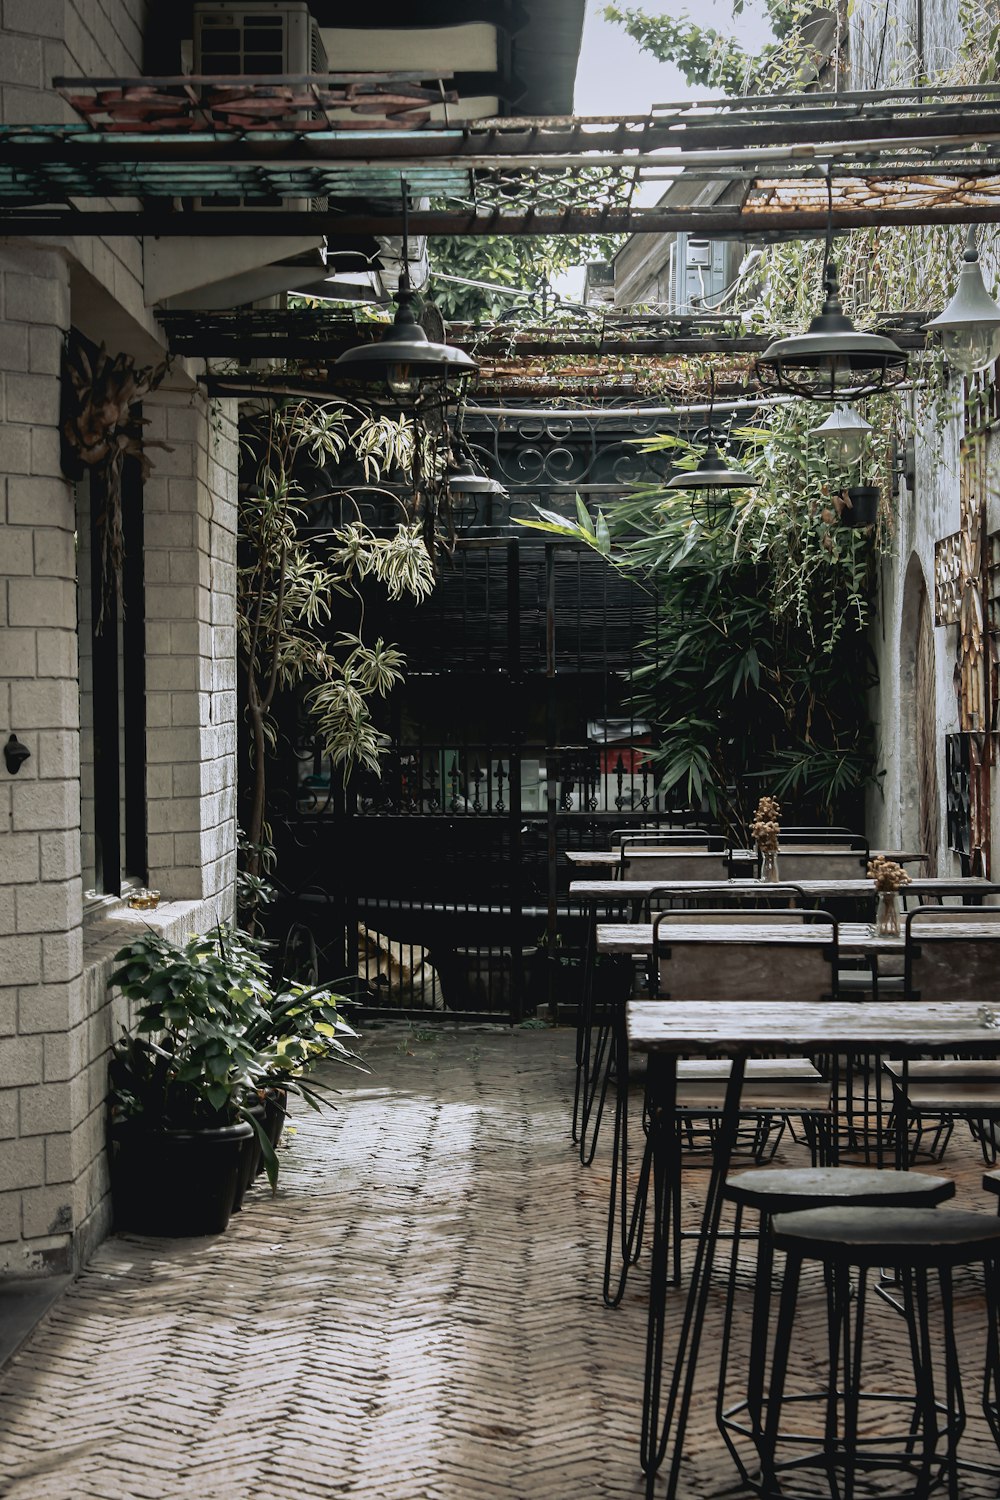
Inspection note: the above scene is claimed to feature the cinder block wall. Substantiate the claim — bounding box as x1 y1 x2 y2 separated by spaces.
0 1 241 1277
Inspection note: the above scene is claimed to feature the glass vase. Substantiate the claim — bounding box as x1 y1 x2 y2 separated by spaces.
760 848 780 883
875 890 901 938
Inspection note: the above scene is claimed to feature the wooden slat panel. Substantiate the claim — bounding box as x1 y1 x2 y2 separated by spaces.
908 935 1000 1003
656 937 835 1004
626 999 1000 1054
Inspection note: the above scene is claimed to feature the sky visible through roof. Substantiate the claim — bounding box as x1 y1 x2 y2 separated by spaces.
552 1 775 300
573 0 775 113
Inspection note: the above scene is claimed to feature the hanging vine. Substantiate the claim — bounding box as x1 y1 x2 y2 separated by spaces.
61 333 172 625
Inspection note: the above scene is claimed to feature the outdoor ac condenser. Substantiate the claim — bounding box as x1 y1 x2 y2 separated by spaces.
193 1 328 78
192 1 329 213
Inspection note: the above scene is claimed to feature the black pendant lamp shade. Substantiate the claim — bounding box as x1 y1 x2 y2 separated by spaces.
756 262 908 401
447 462 507 496
664 437 761 493
332 288 478 397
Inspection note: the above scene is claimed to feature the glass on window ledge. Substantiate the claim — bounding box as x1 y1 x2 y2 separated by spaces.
127 888 161 911
875 890 900 938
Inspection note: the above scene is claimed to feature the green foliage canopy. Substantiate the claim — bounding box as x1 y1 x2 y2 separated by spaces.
427 234 622 322
603 0 821 94
521 399 888 831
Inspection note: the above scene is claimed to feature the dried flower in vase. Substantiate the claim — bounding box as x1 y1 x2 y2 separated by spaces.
868 856 911 893
750 795 781 854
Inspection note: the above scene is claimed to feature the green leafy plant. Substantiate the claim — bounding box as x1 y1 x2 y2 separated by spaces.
524 408 882 831
427 234 622 322
604 0 818 94
239 400 436 892
110 925 362 1186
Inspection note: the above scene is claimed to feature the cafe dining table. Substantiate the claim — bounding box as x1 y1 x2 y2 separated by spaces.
569 879 1000 1158
565 847 930 869
627 997 1000 1500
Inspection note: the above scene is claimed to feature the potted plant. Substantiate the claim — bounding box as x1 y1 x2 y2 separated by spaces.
108 925 361 1236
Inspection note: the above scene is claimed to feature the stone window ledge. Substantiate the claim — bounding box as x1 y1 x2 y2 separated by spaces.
83 894 233 986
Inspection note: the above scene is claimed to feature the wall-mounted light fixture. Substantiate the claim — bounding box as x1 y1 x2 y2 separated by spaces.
4 734 30 774
811 403 873 466
923 225 1000 375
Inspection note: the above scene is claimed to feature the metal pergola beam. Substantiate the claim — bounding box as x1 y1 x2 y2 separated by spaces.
7 203 1000 237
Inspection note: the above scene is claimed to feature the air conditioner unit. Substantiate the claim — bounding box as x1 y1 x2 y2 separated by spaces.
192 2 329 213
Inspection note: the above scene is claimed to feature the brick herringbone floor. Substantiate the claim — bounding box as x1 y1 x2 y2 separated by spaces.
0 1024 998 1500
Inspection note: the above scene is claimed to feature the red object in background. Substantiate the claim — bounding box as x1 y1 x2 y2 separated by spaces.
599 741 650 774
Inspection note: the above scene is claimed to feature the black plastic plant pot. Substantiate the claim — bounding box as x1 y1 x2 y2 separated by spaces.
110 1119 253 1237
843 485 880 527
234 1102 266 1210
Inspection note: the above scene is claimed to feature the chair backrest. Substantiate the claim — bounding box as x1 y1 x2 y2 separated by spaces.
613 828 722 853
770 849 869 881
647 884 808 918
622 851 731 882
777 827 864 847
652 911 838 1003
904 908 1000 1004
901 882 1000 910
611 825 709 841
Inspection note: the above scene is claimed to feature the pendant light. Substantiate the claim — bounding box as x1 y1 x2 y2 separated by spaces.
663 375 760 526
447 456 508 497
332 188 477 399
811 403 873 466
923 225 1000 375
757 171 907 401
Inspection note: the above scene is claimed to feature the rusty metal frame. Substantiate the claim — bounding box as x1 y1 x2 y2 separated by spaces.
5 77 1000 236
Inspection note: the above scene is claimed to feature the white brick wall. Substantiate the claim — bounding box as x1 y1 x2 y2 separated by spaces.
143 394 240 904
0 241 82 1276
0 2 242 1277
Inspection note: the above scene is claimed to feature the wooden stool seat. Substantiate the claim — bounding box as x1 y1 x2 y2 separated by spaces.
757 1206 1000 1499
725 1166 954 1215
771 1204 1000 1268
715 1170 954 1491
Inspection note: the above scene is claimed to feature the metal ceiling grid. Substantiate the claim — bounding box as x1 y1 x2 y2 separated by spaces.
5 78 1000 235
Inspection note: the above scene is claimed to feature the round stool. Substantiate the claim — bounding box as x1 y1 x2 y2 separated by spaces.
760 1206 1000 1500
718 1168 955 1489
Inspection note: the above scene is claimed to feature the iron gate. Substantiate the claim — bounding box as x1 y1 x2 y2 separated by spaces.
265 415 689 1020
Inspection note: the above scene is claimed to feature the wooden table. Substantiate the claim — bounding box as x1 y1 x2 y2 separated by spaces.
565 848 928 869
596 917 1000 959
570 876 991 899
627 998 1000 1499
569 880 999 1158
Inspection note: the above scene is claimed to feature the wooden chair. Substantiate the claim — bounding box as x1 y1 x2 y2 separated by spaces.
603 907 839 1305
776 826 863 845
620 850 731 882
651 910 838 1160
882 908 1000 1162
766 847 869 881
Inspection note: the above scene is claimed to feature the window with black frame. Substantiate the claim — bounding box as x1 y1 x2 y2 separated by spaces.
77 455 148 900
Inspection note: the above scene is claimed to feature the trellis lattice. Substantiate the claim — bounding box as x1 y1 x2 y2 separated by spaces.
934 531 964 627
57 73 460 133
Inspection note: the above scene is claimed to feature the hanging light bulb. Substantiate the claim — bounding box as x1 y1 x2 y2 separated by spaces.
756 171 907 401
334 287 477 398
333 184 477 400
664 437 760 494
923 226 1000 376
811 403 873 466
663 374 760 526
757 260 908 401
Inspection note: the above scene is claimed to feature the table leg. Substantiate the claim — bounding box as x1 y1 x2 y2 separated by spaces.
572 902 597 1146
640 1050 679 1479
603 992 653 1307
644 1055 747 1498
